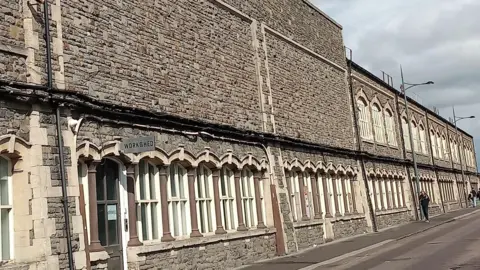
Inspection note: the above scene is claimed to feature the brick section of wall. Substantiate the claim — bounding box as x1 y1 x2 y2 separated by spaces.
294 223 324 250
0 101 30 141
266 32 354 148
0 0 27 82
132 233 276 270
376 209 412 230
61 0 262 131
222 0 345 66
332 217 368 240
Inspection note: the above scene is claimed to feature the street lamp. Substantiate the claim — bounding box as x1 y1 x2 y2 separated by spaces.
452 107 475 207
400 66 434 221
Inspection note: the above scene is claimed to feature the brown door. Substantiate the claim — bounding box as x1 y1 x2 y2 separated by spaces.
96 159 123 269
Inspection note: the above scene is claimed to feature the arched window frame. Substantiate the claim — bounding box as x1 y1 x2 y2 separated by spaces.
384 108 397 146
371 103 386 144
402 117 411 151
136 160 161 242
0 156 13 261
219 167 238 231
430 130 437 158
411 120 420 153
240 168 257 228
419 124 427 154
167 163 191 238
442 134 449 160
436 132 443 159
357 97 373 140
195 165 215 235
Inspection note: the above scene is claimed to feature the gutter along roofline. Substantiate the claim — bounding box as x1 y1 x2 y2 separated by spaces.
0 80 476 176
348 60 473 139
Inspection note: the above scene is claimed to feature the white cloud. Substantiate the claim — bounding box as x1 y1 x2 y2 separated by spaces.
313 0 480 167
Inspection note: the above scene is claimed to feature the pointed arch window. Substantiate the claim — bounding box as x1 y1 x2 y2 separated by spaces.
372 104 386 143
240 168 257 228
402 117 411 151
419 125 427 154
430 131 437 158
137 160 161 242
411 121 419 152
0 157 12 260
436 133 443 159
168 163 190 237
219 167 237 231
357 98 373 140
196 165 215 234
384 109 397 146
442 135 449 160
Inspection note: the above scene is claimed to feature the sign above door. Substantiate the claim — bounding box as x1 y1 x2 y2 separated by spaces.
120 136 156 154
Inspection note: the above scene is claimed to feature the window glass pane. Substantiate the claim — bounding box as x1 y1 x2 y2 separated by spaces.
96 165 105 201
172 202 179 236
107 204 119 245
179 169 186 199
170 166 177 198
106 162 118 200
204 169 210 198
199 201 205 233
197 169 203 198
139 161 146 200
151 203 159 240
97 204 107 246
1 209 10 260
141 203 147 241
149 164 156 200
206 201 212 232
180 202 187 235
220 171 227 197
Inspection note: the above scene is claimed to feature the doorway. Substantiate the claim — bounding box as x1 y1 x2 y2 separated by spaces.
96 159 123 269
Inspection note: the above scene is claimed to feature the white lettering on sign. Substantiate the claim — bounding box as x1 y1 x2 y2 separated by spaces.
120 136 156 153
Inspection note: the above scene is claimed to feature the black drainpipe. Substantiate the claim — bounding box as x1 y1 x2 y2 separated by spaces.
43 1 75 268
346 52 377 232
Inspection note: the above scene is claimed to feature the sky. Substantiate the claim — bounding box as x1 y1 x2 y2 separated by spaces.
313 0 480 168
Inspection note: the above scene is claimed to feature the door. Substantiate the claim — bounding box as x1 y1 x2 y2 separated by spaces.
96 159 123 269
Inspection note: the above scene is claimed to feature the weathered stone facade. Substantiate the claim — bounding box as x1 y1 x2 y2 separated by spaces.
0 0 478 270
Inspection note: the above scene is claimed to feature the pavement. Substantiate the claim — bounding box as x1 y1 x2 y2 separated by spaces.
238 207 480 270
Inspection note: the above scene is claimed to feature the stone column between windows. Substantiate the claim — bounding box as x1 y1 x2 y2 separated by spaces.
254 173 267 228
395 179 402 208
188 168 202 237
322 174 333 218
340 176 350 215
298 173 309 221
349 178 358 214
378 178 386 211
310 172 322 219
212 169 226 234
331 174 340 216
371 178 380 211
158 166 174 241
127 164 142 247
385 179 392 210
234 172 248 231
87 161 104 252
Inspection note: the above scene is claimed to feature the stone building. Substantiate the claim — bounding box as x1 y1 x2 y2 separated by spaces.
0 0 477 269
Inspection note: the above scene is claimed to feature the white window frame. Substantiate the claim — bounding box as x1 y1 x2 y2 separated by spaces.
372 104 386 144
358 98 373 140
384 109 397 146
402 117 411 151
0 157 13 261
240 168 257 228
303 173 314 219
411 121 420 153
219 167 238 231
430 131 437 158
288 171 302 222
419 125 427 154
442 136 449 160
167 163 190 238
195 165 215 235
136 160 161 242
436 134 443 159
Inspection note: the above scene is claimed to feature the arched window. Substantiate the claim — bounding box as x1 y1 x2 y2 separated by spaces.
402 117 411 150
357 98 373 140
220 167 237 231
168 163 190 237
0 157 12 260
430 130 437 157
419 125 427 154
384 109 397 146
372 104 386 143
241 168 256 228
436 133 443 159
137 160 161 241
287 171 301 222
196 165 215 234
411 121 419 152
442 135 449 160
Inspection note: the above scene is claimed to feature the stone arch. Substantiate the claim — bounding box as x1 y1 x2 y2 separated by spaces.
371 96 382 111
368 168 376 177
77 139 102 161
194 148 221 169
219 151 242 170
302 159 316 172
315 161 326 174
336 164 346 176
240 153 268 172
168 146 195 168
0 134 31 158
285 158 305 172
355 88 370 104
134 147 169 165
326 162 336 175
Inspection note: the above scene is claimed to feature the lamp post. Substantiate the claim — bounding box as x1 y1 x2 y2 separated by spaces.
400 66 434 220
452 107 475 207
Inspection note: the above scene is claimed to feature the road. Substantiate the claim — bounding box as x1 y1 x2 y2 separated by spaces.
315 213 480 270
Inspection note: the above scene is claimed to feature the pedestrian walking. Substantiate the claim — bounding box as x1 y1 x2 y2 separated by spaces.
419 191 430 222
469 188 477 207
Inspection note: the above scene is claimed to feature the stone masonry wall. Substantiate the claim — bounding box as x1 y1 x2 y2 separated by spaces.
0 101 30 141
294 222 324 250
130 233 276 270
376 209 412 230
332 216 368 240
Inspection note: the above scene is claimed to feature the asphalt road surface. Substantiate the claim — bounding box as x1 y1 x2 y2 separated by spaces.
315 213 480 270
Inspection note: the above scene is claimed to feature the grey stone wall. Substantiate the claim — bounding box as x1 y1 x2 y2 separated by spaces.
429 204 442 217
294 223 324 250
132 233 276 270
376 209 413 230
332 217 369 240
0 101 30 141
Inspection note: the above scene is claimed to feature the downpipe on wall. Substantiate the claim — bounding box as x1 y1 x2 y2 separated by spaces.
42 0 75 268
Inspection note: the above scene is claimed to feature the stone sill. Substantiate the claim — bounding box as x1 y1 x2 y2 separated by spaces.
128 227 276 261
293 219 324 229
332 213 365 222
375 207 409 217
0 44 28 58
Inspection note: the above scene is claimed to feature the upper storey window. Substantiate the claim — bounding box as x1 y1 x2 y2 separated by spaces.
402 117 411 151
357 98 373 140
372 104 386 144
384 109 397 146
